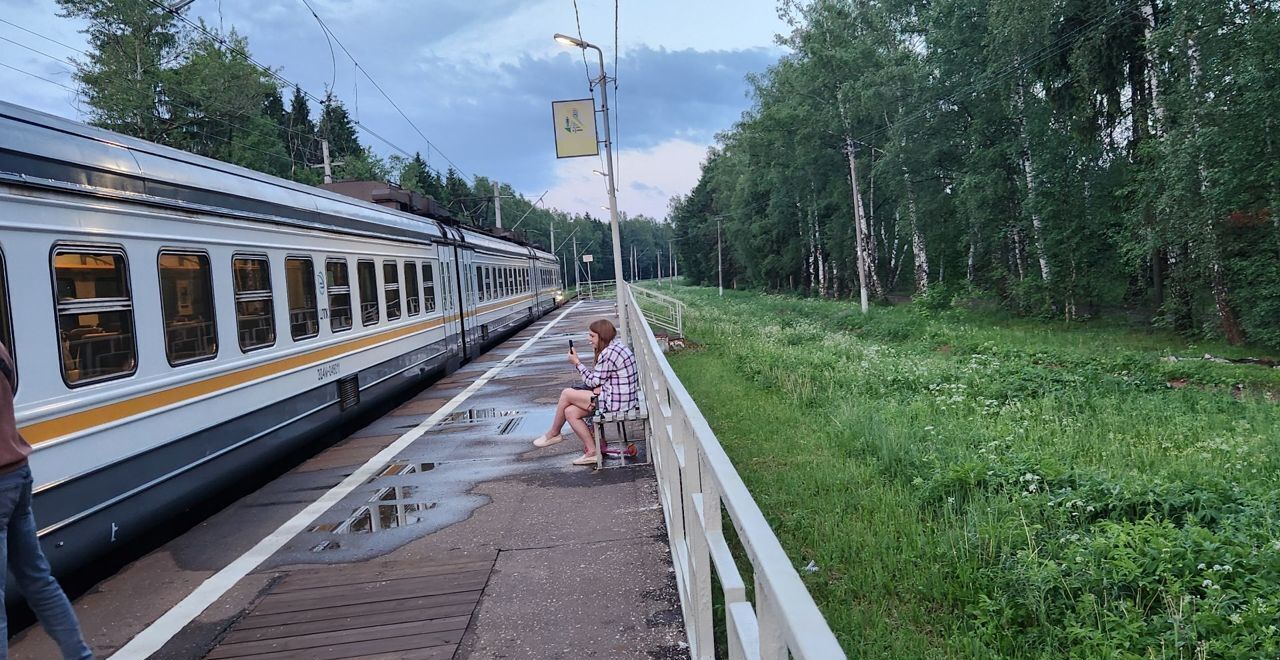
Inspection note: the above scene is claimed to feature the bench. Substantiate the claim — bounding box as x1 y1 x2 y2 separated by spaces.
590 400 650 469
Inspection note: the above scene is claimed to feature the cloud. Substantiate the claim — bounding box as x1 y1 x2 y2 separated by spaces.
0 1 782 222
543 138 709 220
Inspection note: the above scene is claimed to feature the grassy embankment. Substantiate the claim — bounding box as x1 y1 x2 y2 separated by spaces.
665 286 1280 658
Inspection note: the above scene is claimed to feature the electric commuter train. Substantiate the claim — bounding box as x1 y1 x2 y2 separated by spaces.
0 100 564 583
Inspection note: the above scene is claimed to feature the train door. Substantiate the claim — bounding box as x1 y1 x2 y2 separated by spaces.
438 246 461 357
459 249 479 360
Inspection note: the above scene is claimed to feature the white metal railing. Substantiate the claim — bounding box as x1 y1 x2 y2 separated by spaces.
630 285 684 337
576 279 616 300
620 284 845 660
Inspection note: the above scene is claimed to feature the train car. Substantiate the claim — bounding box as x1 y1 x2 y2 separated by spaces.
0 100 563 585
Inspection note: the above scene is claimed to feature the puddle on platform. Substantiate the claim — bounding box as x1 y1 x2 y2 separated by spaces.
393 407 524 431
310 473 437 546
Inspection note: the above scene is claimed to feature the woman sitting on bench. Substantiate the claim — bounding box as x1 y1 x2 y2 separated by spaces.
532 319 638 466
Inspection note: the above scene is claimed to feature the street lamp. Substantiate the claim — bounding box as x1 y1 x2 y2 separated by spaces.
553 32 629 344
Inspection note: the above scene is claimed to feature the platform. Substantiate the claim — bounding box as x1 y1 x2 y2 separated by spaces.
10 300 687 659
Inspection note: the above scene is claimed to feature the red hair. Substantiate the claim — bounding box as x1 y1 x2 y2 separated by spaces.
588 319 617 354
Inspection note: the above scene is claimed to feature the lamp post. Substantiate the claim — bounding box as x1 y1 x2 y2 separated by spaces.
554 32 629 343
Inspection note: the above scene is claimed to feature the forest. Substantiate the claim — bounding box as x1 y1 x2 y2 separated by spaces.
671 0 1279 348
54 0 672 284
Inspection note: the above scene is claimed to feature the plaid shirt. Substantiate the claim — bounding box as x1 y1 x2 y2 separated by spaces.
577 340 639 413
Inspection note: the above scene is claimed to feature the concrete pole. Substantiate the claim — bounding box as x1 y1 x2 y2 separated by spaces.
718 217 723 297
321 139 333 184
572 236 580 292
669 239 675 287
493 181 503 228
846 141 870 314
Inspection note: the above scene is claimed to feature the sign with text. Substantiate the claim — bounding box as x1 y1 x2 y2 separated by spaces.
551 99 599 158
582 254 594 262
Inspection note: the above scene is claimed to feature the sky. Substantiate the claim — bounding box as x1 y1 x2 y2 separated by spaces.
0 0 788 220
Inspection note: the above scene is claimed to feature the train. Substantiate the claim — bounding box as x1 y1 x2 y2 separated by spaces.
0 100 564 585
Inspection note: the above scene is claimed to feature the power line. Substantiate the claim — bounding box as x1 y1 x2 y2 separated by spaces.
0 59 77 94
0 26 322 159
296 0 471 181
145 0 436 177
0 57 299 170
571 0 592 88
612 0 621 196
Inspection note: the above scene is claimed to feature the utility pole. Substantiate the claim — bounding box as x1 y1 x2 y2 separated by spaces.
321 139 334 184
656 249 661 284
493 181 503 229
846 141 870 314
549 222 555 259
572 236 580 292
718 217 723 297
669 239 675 288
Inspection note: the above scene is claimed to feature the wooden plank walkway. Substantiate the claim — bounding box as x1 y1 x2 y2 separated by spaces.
204 553 496 660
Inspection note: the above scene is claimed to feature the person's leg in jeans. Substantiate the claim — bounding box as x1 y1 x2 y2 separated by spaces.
4 466 92 659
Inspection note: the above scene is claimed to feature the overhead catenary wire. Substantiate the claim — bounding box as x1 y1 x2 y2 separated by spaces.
0 28 323 160
0 57 299 170
295 0 472 181
144 0 447 179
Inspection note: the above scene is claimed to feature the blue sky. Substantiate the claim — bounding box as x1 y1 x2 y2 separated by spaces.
0 0 787 219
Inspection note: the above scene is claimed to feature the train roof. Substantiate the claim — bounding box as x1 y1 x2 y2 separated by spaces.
0 101 553 261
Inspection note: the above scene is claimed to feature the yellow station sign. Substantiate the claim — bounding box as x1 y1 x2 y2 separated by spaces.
551 98 599 158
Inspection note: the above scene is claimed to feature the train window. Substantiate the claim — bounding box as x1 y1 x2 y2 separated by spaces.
475 266 484 302
232 256 275 351
285 258 319 340
326 259 353 332
54 247 137 385
482 267 490 302
404 262 420 317
422 263 436 313
0 249 13 391
383 261 401 321
504 268 511 297
357 260 379 326
158 251 217 366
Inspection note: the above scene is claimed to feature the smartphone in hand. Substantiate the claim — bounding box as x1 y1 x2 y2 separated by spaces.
568 339 574 350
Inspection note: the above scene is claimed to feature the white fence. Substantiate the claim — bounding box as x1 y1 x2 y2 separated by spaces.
630 285 685 337
620 284 845 660
576 279 617 301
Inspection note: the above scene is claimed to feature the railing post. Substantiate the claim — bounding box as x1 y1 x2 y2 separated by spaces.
755 573 788 660
683 421 713 660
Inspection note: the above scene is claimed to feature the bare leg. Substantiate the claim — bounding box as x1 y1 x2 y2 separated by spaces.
548 388 594 437
566 404 596 455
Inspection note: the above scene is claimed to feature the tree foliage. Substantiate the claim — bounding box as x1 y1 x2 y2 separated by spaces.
58 1 672 261
673 0 1279 347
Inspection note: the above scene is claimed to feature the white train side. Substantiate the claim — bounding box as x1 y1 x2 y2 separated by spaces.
0 101 564 584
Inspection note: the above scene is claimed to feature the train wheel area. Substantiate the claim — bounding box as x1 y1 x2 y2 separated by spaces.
10 299 686 660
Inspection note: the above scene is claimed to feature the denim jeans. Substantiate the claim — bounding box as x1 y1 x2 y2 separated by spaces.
0 465 92 659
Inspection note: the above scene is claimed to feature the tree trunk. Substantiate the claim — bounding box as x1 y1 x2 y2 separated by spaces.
904 174 929 293
1210 254 1244 345
1015 78 1051 282
967 231 977 282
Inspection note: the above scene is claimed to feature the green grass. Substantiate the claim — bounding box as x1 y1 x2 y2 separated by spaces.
666 286 1280 659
